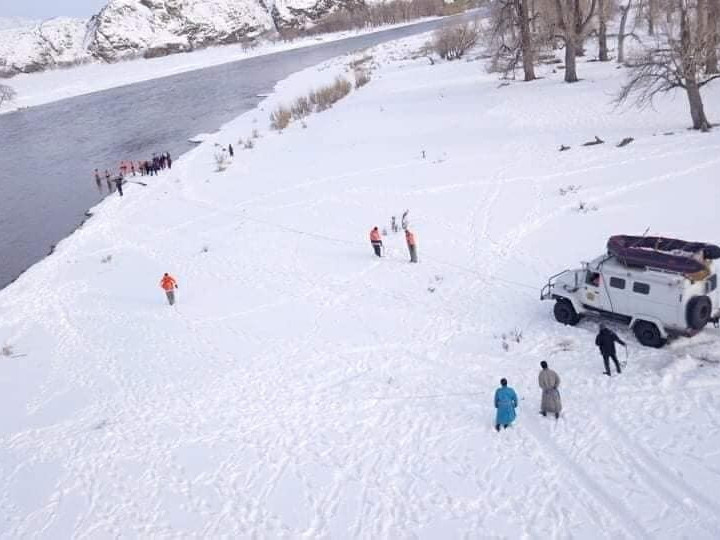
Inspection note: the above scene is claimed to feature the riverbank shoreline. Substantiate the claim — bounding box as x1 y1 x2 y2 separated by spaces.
0 15 477 291
0 33 426 294
0 16 451 116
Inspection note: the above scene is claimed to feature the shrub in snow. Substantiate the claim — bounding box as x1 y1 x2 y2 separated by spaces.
215 149 232 171
1 344 13 357
349 55 374 71
270 106 292 131
576 201 598 213
291 96 312 120
354 69 371 89
244 139 254 149
252 129 260 139
314 77 352 111
432 21 481 61
499 328 523 352
100 254 113 264
559 185 581 196
0 84 16 109
201 245 210 253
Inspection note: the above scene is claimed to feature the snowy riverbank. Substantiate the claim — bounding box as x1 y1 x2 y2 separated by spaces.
1 29 720 537
0 17 441 115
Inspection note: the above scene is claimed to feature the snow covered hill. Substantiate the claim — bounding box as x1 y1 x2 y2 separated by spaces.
0 0 403 76
1 32 720 537
0 18 91 76
87 0 276 62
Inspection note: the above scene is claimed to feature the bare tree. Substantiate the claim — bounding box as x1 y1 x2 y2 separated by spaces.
707 0 719 72
616 0 720 130
554 0 598 82
647 0 657 34
598 0 610 60
487 0 538 80
433 20 482 61
617 0 635 63
0 84 16 109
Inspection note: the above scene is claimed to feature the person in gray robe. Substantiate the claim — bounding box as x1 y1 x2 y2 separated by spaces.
539 361 562 418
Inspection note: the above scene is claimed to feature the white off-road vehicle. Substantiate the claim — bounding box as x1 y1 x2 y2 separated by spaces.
541 235 720 347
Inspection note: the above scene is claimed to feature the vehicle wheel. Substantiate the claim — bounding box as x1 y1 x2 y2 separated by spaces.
633 321 665 348
553 299 580 326
686 295 712 330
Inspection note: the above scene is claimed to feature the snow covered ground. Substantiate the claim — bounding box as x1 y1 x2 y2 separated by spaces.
0 18 438 115
2 31 720 538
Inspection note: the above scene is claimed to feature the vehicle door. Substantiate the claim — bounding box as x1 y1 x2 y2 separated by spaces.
582 269 612 312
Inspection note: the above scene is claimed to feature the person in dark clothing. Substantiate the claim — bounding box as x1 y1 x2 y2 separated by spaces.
130 162 136 176
105 170 113 192
595 324 626 376
228 144 234 157
94 169 102 192
369 227 383 257
401 209 409 231
114 175 124 197
166 152 172 169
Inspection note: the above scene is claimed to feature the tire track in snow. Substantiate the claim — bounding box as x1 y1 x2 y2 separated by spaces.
522 418 652 539
597 410 720 533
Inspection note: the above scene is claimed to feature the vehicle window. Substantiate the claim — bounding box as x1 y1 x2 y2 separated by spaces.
633 282 650 295
586 272 601 286
707 274 717 293
609 277 626 289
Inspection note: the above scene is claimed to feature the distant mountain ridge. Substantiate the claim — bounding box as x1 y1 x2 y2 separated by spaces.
0 0 370 77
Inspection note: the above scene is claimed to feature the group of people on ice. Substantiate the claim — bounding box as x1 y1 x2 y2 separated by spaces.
494 324 626 431
370 210 417 263
93 152 172 196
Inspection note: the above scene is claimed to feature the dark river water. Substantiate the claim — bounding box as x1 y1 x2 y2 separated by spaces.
0 15 470 290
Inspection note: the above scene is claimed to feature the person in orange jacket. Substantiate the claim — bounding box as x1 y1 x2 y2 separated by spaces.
159 273 178 305
369 226 383 257
405 229 418 263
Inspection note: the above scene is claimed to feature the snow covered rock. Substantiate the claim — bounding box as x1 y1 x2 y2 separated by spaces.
88 0 276 61
0 18 91 77
0 0 378 76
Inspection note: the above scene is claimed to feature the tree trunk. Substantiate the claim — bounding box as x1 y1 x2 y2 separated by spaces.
686 80 710 131
698 0 707 45
565 36 579 82
648 0 656 35
530 0 537 33
680 0 710 131
598 0 609 61
517 0 536 80
707 0 719 73
617 0 632 64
